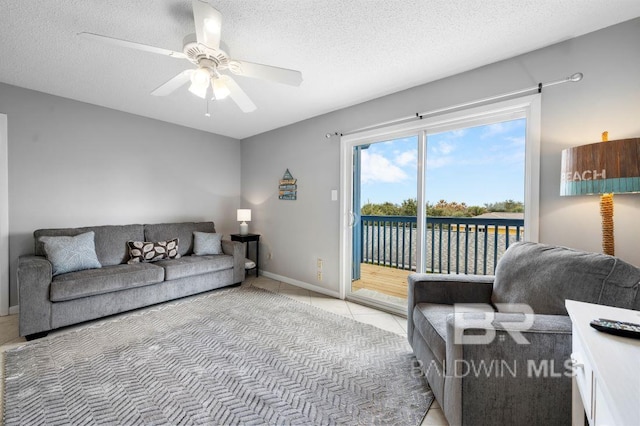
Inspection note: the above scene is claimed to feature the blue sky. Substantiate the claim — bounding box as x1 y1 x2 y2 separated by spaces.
359 118 526 206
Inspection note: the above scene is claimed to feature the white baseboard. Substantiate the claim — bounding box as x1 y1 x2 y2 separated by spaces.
9 305 18 315
260 271 341 299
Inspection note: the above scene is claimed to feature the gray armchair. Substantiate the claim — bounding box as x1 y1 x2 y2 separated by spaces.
408 241 640 426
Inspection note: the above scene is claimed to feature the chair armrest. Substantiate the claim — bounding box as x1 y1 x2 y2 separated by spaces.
17 255 53 336
407 273 494 345
408 273 495 307
222 240 245 284
443 313 573 425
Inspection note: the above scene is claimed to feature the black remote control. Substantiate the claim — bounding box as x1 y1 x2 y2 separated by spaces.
589 318 640 340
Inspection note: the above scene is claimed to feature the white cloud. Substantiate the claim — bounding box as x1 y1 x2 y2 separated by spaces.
395 149 417 167
427 156 454 168
425 140 456 168
449 129 467 138
481 122 509 138
507 136 525 147
361 151 408 184
481 120 524 139
434 140 455 155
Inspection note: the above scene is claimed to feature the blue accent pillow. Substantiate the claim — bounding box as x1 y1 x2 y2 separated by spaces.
193 232 223 255
39 231 102 276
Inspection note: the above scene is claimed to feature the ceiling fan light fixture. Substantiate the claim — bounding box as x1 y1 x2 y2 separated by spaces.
212 76 231 100
188 81 208 99
188 67 211 98
81 0 301 113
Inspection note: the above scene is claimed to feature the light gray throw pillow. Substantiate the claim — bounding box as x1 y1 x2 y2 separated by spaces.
39 231 102 276
193 232 223 255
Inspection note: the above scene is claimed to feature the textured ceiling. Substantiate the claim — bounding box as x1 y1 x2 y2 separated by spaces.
2 1 640 139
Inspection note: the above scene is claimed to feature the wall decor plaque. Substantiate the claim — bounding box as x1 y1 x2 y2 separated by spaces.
279 169 297 200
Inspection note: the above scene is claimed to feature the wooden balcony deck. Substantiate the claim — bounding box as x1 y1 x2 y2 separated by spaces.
351 263 412 299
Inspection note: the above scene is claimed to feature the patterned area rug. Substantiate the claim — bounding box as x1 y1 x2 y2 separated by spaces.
3 286 432 425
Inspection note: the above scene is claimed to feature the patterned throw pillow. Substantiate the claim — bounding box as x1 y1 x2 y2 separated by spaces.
193 232 223 255
127 238 180 264
39 231 102 276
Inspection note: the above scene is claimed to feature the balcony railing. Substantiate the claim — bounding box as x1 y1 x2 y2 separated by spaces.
358 215 524 276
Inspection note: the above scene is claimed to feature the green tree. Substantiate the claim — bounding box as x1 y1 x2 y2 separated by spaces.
467 205 488 216
427 200 470 217
483 199 524 213
362 198 523 216
399 198 417 216
361 202 400 216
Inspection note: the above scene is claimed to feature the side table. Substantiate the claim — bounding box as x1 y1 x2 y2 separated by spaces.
566 299 640 426
230 233 260 276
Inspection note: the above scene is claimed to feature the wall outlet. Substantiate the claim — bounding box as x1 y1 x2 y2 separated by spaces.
317 258 323 269
317 271 323 281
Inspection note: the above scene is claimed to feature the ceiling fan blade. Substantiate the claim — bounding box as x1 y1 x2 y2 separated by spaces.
151 70 194 96
192 0 222 50
221 75 257 113
230 60 303 86
78 32 187 59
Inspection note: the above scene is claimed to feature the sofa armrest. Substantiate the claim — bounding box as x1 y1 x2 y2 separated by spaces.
444 313 573 425
17 255 53 337
222 240 245 284
407 273 494 344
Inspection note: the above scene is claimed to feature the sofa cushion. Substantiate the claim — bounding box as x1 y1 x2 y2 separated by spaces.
35 224 144 267
193 232 223 256
414 303 494 367
39 231 102 276
156 254 234 281
127 239 180 264
493 241 640 315
413 303 453 366
144 222 215 257
50 263 165 302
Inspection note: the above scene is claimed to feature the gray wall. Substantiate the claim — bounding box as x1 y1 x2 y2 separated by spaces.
1 83 241 307
241 18 640 294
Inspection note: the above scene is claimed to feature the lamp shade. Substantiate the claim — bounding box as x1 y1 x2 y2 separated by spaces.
237 209 251 222
560 138 640 196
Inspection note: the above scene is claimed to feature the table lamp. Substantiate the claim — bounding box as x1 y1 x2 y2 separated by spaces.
560 132 640 255
237 209 251 235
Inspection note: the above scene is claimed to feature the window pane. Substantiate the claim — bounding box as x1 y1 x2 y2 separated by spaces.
425 118 525 274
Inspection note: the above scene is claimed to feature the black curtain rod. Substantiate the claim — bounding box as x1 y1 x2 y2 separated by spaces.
326 72 583 138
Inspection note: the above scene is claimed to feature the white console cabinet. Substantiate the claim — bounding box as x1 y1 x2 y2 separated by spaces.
566 300 640 426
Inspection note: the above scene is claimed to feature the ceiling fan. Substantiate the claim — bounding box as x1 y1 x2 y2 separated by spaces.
79 0 302 113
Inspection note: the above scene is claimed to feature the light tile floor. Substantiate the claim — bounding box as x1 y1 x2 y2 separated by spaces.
0 276 448 426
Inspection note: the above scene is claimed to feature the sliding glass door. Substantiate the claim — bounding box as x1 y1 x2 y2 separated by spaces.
423 119 527 275
340 95 540 315
349 135 420 307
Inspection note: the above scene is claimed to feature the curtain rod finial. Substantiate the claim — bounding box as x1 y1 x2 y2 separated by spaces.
569 72 583 82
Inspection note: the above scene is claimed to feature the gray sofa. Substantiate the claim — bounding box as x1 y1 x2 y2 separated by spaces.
18 221 245 340
408 241 640 426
